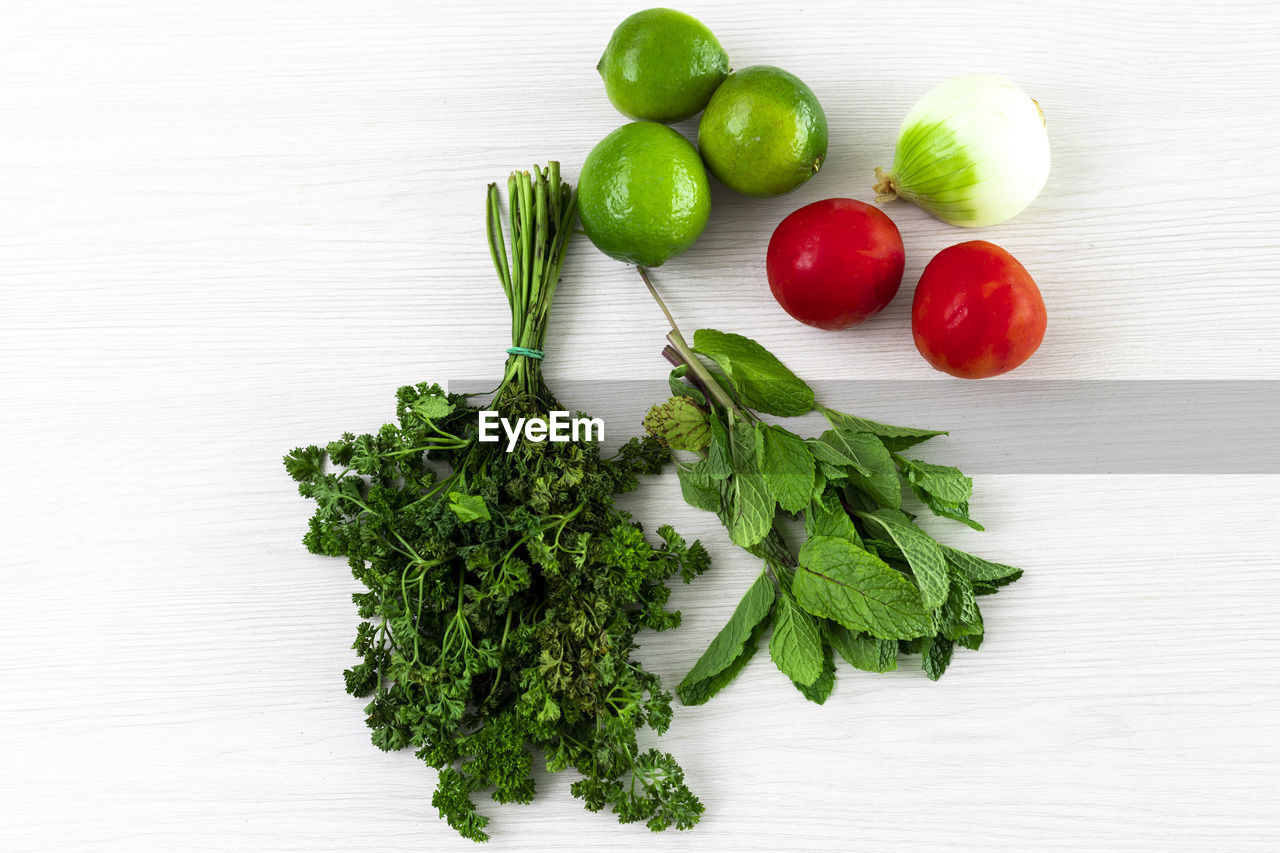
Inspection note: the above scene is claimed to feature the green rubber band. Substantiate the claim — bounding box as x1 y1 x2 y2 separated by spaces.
506 346 545 360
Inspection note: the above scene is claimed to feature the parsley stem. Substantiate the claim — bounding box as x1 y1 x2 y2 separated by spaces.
487 167 578 411
483 608 516 706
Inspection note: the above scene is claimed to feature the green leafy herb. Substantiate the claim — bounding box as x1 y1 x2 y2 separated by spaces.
825 624 899 673
677 571 775 705
674 460 721 512
853 508 950 610
447 491 491 523
769 588 824 686
941 545 1024 585
691 328 815 416
896 454 982 530
821 409 948 451
792 644 836 704
638 267 1024 704
286 167 709 842
761 425 816 513
643 396 711 452
793 536 932 640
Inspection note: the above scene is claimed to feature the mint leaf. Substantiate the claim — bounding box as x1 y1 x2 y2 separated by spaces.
792 643 835 704
739 526 794 568
793 536 932 639
704 411 732 481
898 457 972 504
679 616 769 705
727 470 772 548
723 419 773 548
448 492 490 523
819 461 849 483
912 487 984 531
678 572 775 705
941 546 1023 585
667 365 707 405
761 425 815 513
814 427 901 508
804 495 863 548
848 464 901 511
692 329 814 417
941 569 983 642
731 417 764 470
863 538 905 565
921 636 955 681
770 590 824 686
643 396 710 452
856 508 950 610
811 467 828 505
822 409 947 451
897 455 983 530
823 623 898 673
806 434 861 468
676 461 721 513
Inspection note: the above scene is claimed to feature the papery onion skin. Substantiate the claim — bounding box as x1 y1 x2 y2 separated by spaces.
874 75 1050 228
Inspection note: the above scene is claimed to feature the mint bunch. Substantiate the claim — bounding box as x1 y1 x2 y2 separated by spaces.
639 270 1023 705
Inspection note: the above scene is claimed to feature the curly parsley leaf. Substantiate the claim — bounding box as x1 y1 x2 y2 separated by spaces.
447 491 491 523
287 166 710 843
284 445 326 482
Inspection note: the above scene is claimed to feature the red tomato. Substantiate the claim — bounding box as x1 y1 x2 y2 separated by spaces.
766 198 905 330
911 241 1047 379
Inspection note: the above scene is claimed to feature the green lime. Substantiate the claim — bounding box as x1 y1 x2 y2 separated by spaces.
578 121 711 267
598 8 729 123
697 65 828 197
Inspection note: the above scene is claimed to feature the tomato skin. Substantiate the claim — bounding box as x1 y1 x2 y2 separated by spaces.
911 241 1047 379
766 198 906 330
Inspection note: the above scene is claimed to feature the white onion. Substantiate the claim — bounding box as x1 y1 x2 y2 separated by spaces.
874 75 1050 228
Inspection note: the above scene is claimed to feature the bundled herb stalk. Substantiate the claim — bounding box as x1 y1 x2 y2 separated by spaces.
284 166 707 842
637 269 1023 706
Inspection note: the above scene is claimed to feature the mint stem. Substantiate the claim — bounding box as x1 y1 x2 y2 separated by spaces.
638 266 736 412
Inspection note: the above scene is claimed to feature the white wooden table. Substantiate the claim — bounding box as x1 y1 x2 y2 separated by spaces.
4 1 1279 850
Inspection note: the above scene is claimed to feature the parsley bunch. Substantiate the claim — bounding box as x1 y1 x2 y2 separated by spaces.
638 269 1023 706
284 166 708 842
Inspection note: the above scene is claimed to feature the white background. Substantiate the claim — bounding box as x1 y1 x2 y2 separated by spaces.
4 1 1279 850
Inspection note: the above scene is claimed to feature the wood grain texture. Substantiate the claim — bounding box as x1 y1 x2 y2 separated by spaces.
2 1 1279 850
